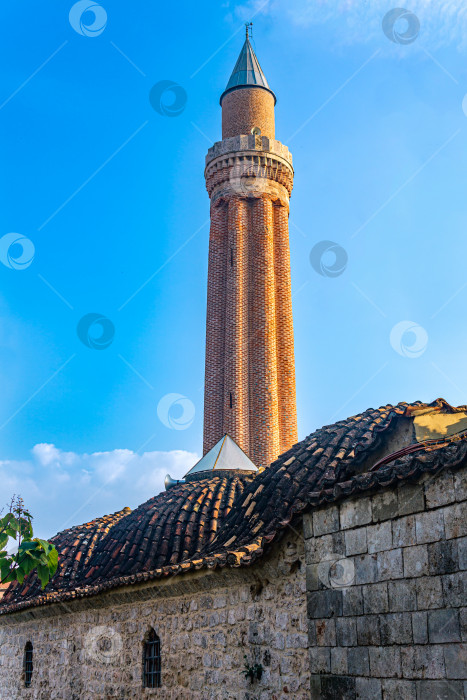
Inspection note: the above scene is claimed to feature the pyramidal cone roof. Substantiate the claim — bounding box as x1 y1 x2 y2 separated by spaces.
185 435 258 479
220 32 276 104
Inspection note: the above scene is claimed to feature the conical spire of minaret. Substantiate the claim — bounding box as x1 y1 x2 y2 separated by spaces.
220 23 276 104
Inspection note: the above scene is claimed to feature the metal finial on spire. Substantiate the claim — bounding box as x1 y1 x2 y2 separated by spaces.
245 22 252 39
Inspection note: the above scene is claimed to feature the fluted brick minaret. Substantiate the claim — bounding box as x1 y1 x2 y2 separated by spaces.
203 27 297 469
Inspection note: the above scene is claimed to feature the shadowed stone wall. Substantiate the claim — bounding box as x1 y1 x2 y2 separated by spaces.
303 464 466 699
0 532 309 700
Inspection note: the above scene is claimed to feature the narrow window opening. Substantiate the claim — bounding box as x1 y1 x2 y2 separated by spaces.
230 247 234 267
143 629 161 688
229 392 233 409
24 641 33 688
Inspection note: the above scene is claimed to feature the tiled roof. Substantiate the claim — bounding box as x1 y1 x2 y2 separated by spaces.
2 398 466 615
0 474 251 613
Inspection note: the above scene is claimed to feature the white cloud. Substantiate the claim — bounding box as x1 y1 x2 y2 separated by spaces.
0 444 198 540
238 0 467 50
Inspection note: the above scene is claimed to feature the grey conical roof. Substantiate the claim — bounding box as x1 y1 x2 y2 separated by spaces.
184 435 258 479
220 37 276 105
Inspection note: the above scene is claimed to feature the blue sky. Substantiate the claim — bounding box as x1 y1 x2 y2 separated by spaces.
1 0 467 538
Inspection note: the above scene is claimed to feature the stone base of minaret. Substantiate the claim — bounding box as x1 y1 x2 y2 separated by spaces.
203 135 297 469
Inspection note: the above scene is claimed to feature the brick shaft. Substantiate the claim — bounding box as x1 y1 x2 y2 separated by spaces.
203 88 297 469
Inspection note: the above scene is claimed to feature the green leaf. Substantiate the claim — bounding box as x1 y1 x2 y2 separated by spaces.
36 564 50 589
47 547 58 575
18 541 38 552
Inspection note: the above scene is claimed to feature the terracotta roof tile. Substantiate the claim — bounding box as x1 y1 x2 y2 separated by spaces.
2 398 466 615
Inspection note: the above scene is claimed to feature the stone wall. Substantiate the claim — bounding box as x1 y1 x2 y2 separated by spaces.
303 464 467 699
0 532 309 700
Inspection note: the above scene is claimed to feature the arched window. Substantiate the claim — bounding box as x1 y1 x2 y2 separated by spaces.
24 641 33 687
143 629 161 688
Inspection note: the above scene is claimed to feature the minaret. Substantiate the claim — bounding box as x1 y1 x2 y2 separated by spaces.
203 25 297 470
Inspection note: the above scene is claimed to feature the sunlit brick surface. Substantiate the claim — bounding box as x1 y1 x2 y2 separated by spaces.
203 89 297 468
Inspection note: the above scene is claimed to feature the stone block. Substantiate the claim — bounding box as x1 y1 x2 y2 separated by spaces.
355 677 382 699
310 674 321 700
443 643 466 679
398 484 424 516
320 675 356 700
443 503 467 540
306 563 321 592
380 612 412 645
458 536 467 570
309 646 330 673
393 516 417 548
331 646 348 675
415 680 464 699
342 586 364 616
460 607 467 642
453 468 467 502
415 511 445 544
367 521 393 553
345 527 367 556
313 505 339 536
401 645 446 679
314 618 336 646
354 553 378 585
412 611 428 644
382 679 417 700
305 534 333 564
416 576 444 610
303 512 313 539
442 572 465 607
369 646 401 677
347 645 369 675
428 609 461 643
335 617 357 646
357 614 380 645
424 471 455 509
363 582 389 614
307 589 343 619
372 489 398 522
340 498 372 530
378 548 404 581
428 540 459 575
332 530 347 555
388 579 417 612
403 545 428 578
